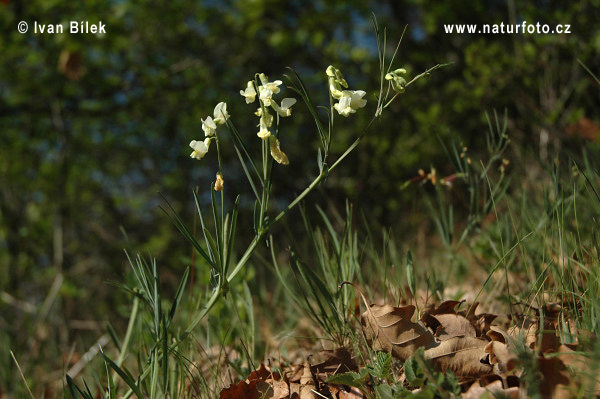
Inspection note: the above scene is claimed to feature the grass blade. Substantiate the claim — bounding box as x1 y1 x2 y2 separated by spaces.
100 351 144 399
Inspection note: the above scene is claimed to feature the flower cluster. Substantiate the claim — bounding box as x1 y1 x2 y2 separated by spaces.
240 73 296 164
190 68 368 169
385 68 408 93
326 65 367 117
189 102 229 160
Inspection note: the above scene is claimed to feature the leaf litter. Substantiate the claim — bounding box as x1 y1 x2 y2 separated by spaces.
217 285 598 399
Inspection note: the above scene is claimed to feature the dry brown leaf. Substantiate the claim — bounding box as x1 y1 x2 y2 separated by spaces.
426 300 464 315
311 347 357 380
272 380 290 399
256 381 274 398
300 361 316 399
361 303 435 361
484 326 517 374
219 379 260 399
462 380 519 399
475 314 498 336
337 386 366 399
422 300 495 339
559 344 600 395
460 302 499 337
486 326 509 343
424 336 493 378
484 341 516 374
432 314 477 339
219 364 279 399
249 363 280 382
289 382 301 397
538 356 572 399
508 320 538 349
286 364 304 383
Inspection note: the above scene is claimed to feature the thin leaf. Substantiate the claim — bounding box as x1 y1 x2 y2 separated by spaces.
169 266 189 321
159 193 215 269
162 315 169 392
224 196 239 277
284 68 328 151
232 143 261 202
225 118 263 184
100 351 144 399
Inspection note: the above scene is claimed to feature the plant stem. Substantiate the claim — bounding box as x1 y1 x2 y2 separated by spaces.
117 296 139 367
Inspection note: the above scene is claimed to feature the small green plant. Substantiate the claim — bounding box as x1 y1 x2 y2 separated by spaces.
64 16 447 398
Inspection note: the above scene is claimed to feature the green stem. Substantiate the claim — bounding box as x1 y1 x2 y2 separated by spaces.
116 296 139 367
111 296 139 396
270 171 326 226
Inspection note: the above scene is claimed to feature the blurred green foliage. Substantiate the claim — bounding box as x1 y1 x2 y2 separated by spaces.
0 0 598 395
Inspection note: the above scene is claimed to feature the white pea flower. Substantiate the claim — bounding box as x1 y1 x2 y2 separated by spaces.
329 83 343 100
258 73 282 94
326 65 348 99
257 116 271 139
257 75 282 106
255 107 273 127
202 116 217 137
240 81 257 104
189 138 212 160
270 98 297 117
213 102 229 125
333 90 367 117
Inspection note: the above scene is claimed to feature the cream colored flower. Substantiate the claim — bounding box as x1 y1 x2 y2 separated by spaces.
189 138 212 160
256 107 273 127
333 90 367 117
326 65 348 99
240 81 257 104
202 116 217 137
213 102 229 125
257 116 271 139
385 69 407 93
270 98 297 117
257 73 282 106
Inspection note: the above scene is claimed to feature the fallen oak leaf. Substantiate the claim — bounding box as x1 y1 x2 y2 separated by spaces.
484 327 517 374
421 301 463 334
300 361 317 399
248 363 280 382
484 340 516 374
558 344 600 395
219 380 259 399
431 314 477 340
341 282 435 362
219 363 280 399
424 300 463 315
311 347 357 380
424 336 493 378
269 380 290 399
459 302 498 337
538 355 572 399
